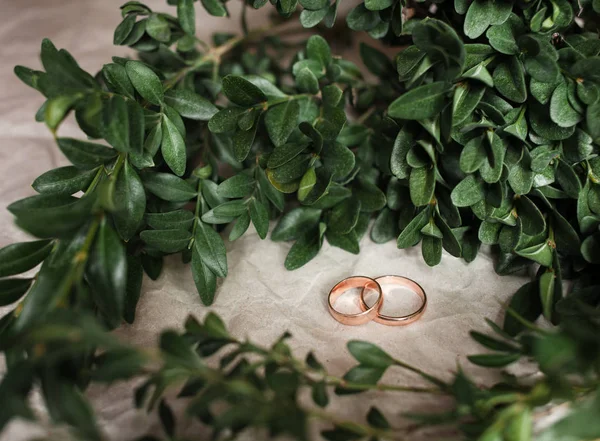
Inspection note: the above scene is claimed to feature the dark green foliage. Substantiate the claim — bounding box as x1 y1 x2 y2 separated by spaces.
1 0 600 440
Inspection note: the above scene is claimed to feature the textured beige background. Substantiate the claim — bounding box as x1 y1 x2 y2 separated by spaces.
0 1 531 440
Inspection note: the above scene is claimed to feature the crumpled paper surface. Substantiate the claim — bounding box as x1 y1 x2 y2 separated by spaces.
0 1 531 440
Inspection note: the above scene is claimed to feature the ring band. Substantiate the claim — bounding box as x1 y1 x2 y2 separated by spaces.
359 275 426 326
328 276 383 325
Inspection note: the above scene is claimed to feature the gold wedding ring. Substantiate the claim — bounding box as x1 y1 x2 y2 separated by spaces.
359 275 427 326
327 276 383 325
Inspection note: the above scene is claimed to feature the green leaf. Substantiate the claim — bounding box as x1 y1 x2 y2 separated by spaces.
555 159 581 198
86 219 126 326
300 0 328 10
346 4 379 31
218 174 255 198
486 18 520 55
550 82 582 128
300 8 329 27
516 241 553 267
464 0 492 39
161 113 187 176
9 194 96 239
272 207 322 241
114 14 136 45
336 365 385 394
364 0 393 10
326 230 359 254
397 209 428 248
141 172 197 202
249 198 269 239
421 236 442 266
192 248 217 305
370 208 398 244
127 100 145 155
222 75 266 107
459 137 486 173
257 168 285 212
388 82 450 121
329 197 361 234
451 175 485 207
587 101 600 141
284 231 322 270
178 0 196 35
124 256 143 324
45 95 81 130
315 105 346 140
265 100 300 147
126 61 164 105
268 142 309 169
421 219 443 239
298 167 317 202
467 353 520 367
208 107 247 133
57 138 117 169
113 160 146 241
229 211 251 241
233 124 259 162
409 166 435 207
146 210 194 230
0 239 53 278
469 331 518 352
146 13 171 42
517 196 546 236
453 84 485 126
321 142 355 179
390 127 413 179
493 57 526 103
32 166 97 196
209 200 247 218
0 278 33 306
102 63 135 99
307 35 332 68
354 180 386 212
102 95 130 153
195 222 228 277
524 53 559 83
201 0 227 16
479 221 501 245
140 229 192 253
581 233 600 263
539 270 555 319
347 341 394 368
164 89 218 121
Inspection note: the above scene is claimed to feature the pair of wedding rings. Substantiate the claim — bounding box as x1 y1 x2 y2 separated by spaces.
327 275 427 326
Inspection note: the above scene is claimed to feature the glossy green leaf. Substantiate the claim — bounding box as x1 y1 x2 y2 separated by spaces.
265 100 300 147
272 207 322 241
397 209 428 248
388 82 450 120
222 75 266 107
0 278 33 306
87 219 126 326
161 114 186 176
194 222 228 277
32 166 97 196
126 61 164 105
113 160 146 241
347 341 394 368
409 166 435 207
0 240 53 278
141 172 197 201
164 89 218 121
140 229 192 253
177 0 196 35
249 198 269 239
